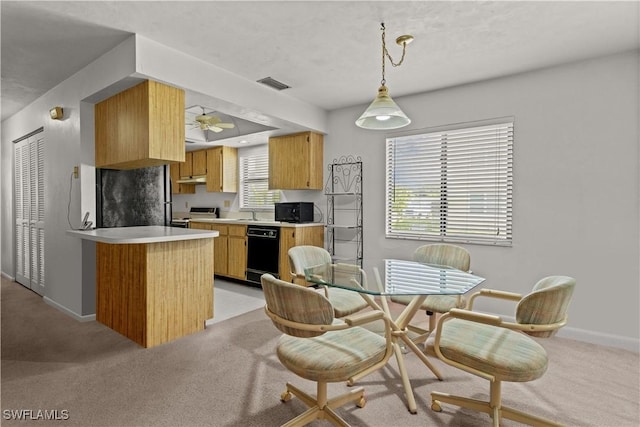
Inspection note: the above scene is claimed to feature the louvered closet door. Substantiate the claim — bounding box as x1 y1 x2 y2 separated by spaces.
14 132 45 295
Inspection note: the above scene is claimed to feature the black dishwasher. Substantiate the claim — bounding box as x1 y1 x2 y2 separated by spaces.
246 225 280 285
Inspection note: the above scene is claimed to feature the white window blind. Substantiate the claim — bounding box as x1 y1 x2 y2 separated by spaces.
240 153 280 210
386 121 513 246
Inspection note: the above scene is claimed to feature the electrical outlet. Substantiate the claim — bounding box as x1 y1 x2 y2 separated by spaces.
224 200 231 208
185 201 189 209
73 166 79 179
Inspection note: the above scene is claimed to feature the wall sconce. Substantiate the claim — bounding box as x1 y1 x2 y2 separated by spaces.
49 106 63 120
356 23 413 130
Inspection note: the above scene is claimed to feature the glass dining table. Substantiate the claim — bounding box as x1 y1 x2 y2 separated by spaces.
304 259 485 414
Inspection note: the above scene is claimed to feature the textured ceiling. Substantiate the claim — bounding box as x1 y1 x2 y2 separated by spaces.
2 1 639 124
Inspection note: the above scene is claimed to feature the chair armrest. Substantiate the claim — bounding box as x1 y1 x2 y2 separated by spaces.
467 288 523 309
343 310 385 327
289 272 316 287
448 308 503 326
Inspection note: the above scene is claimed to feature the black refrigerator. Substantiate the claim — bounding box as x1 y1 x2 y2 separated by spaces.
96 165 172 228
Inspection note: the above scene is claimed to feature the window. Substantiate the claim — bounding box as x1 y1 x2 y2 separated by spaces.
386 120 513 246
239 152 280 210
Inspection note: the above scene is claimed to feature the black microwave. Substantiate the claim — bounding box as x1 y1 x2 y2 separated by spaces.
275 202 314 223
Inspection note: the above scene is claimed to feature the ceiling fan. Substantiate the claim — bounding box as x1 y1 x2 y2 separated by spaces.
188 107 235 133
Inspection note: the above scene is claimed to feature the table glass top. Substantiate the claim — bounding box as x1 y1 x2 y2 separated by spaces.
304 259 485 296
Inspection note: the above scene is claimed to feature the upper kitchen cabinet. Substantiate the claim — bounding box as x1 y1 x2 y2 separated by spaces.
192 150 207 176
268 131 323 190
206 146 238 193
169 154 195 194
95 80 185 170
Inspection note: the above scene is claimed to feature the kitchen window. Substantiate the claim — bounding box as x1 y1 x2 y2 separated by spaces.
385 119 513 246
240 151 280 210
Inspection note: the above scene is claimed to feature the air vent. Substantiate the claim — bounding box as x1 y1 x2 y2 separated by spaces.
257 77 291 91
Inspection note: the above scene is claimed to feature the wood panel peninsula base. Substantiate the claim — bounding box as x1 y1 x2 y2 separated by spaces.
67 226 218 348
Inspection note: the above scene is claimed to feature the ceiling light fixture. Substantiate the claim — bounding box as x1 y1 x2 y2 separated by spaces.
356 23 413 130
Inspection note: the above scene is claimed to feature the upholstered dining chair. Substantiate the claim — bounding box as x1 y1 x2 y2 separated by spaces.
425 275 576 427
288 245 369 317
391 244 471 341
260 273 393 427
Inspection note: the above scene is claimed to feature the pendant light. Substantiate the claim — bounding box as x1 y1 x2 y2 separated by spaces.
356 23 414 130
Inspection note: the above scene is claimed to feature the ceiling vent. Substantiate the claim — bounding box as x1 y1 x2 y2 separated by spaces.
257 77 291 91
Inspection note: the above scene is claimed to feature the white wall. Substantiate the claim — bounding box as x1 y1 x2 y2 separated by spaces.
324 50 639 351
1 36 138 317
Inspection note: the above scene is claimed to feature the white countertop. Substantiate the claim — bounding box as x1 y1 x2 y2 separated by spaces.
187 218 324 228
67 226 219 244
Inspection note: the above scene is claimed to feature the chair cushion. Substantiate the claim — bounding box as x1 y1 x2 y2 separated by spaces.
328 288 369 317
391 295 466 313
425 318 548 383
277 327 387 383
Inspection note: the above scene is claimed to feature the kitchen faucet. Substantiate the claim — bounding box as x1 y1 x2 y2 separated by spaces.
251 209 257 221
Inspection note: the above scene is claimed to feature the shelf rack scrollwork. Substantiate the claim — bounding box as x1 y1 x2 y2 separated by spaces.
325 156 363 268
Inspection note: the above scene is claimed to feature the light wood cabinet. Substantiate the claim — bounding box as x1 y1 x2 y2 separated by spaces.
170 157 195 194
191 222 245 280
278 225 325 283
269 131 323 190
96 239 213 348
209 224 229 276
180 150 207 178
227 225 247 280
95 80 185 169
192 150 208 176
180 152 194 177
206 146 238 193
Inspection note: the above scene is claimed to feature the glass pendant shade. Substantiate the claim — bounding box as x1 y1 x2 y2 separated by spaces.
355 85 411 130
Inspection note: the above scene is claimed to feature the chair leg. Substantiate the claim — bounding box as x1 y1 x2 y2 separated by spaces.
281 407 322 427
431 391 494 416
326 386 365 410
432 380 564 427
281 382 316 408
323 407 350 427
427 311 437 332
280 381 366 427
500 406 564 427
490 380 502 427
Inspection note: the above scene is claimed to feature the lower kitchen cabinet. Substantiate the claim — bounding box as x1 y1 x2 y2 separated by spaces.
279 225 324 283
190 222 246 280
227 225 247 280
190 222 322 283
209 224 229 277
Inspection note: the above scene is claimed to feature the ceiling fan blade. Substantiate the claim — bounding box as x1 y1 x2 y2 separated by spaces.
206 125 224 133
215 123 235 129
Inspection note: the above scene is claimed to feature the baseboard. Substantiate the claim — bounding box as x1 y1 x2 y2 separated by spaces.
1 271 16 281
557 326 639 353
497 313 639 353
43 296 96 322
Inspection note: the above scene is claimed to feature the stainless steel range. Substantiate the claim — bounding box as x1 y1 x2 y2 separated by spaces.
170 207 219 228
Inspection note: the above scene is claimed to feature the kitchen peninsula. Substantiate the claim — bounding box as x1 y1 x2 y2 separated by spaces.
67 226 218 348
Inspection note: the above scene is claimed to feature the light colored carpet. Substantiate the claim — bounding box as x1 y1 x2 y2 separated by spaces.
1 276 638 426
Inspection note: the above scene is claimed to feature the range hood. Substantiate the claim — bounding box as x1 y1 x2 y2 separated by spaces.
176 175 207 185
